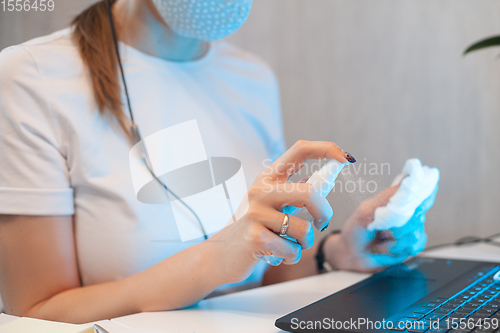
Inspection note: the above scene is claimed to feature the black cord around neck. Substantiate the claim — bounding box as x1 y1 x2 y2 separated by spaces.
105 0 208 241
106 0 135 124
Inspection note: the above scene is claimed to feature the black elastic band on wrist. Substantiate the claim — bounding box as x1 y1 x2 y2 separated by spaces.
315 230 341 274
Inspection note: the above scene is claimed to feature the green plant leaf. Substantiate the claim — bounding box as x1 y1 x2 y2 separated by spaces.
464 35 500 55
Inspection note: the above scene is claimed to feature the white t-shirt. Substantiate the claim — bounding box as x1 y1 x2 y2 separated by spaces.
0 28 285 288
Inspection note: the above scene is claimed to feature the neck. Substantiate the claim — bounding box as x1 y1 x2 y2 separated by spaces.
112 0 209 62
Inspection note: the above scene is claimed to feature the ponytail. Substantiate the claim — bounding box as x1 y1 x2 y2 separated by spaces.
72 0 130 137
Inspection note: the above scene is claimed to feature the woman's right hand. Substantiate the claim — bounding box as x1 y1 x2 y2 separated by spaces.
208 140 352 284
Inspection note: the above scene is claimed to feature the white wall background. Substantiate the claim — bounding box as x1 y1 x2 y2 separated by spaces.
1 1 500 249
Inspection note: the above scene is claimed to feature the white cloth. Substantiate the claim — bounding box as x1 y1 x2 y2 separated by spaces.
367 158 440 231
0 28 285 288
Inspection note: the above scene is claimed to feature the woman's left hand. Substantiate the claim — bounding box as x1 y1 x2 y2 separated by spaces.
324 185 438 273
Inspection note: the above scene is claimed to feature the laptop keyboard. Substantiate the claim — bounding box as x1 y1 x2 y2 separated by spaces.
389 266 500 333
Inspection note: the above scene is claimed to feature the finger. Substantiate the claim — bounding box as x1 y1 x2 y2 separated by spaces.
358 185 400 227
298 177 309 183
260 183 333 231
257 141 353 183
260 230 302 265
370 222 424 256
370 213 428 256
389 225 426 257
259 207 315 250
368 234 394 255
349 224 378 251
364 231 393 254
369 185 400 208
388 186 436 239
414 185 439 216
412 231 428 255
390 212 426 240
369 226 427 257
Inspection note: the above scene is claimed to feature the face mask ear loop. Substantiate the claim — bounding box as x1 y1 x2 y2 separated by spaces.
105 0 208 241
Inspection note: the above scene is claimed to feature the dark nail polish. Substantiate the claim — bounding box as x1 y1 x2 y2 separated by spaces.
321 224 329 232
376 231 390 241
345 152 356 164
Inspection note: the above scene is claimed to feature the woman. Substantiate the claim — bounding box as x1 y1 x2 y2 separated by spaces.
0 0 432 324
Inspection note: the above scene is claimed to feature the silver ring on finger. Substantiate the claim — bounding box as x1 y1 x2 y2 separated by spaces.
280 213 289 236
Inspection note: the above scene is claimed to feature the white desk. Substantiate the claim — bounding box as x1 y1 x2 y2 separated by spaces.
111 242 500 333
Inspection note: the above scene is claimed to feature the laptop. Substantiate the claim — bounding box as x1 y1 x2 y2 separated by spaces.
275 257 500 333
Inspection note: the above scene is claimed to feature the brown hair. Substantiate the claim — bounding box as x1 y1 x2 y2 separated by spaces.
72 0 130 136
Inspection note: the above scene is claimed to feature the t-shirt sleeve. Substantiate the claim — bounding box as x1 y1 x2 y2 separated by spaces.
0 46 74 215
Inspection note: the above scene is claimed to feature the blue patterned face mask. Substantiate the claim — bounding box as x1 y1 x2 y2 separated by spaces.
151 0 253 42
